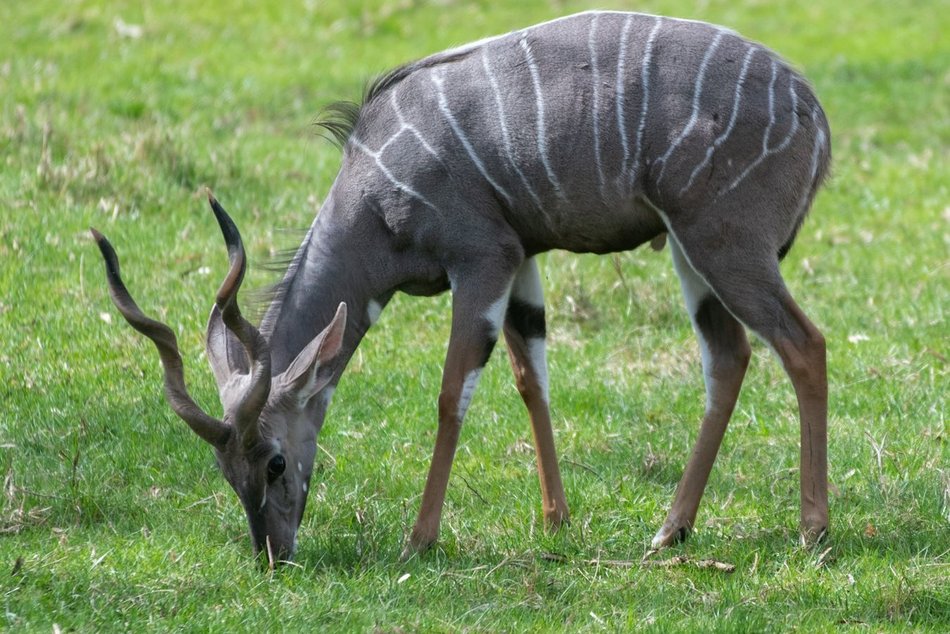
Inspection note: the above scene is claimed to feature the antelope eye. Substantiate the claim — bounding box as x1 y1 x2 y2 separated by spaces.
267 455 286 480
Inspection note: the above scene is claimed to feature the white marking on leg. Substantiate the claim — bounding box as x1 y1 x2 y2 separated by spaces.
297 461 303 473
669 238 717 410
680 45 757 194
511 259 548 403
654 30 726 185
588 13 606 195
481 52 543 209
457 368 483 421
649 201 742 332
367 299 383 326
526 337 550 404
432 71 514 207
511 258 544 307
630 16 663 188
520 35 566 201
484 291 510 335
302 482 308 493
614 15 635 186
349 137 439 212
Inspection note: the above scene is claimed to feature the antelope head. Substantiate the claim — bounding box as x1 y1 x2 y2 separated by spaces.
91 195 346 564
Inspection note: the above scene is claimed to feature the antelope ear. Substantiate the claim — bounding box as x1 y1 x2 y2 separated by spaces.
277 303 347 405
206 304 250 388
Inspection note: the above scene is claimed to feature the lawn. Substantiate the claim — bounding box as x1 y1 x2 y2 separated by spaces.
1 0 947 631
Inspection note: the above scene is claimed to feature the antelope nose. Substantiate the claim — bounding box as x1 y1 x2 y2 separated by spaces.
257 535 295 566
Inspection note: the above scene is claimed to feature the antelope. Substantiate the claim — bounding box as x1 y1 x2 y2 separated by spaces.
93 10 830 563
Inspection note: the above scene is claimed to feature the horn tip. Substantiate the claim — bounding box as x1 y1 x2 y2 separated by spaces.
207 190 223 214
207 193 233 233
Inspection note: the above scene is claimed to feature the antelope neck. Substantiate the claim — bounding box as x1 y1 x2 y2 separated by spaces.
260 209 377 378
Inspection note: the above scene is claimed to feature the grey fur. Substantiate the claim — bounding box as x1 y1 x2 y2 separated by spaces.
262 11 831 555
104 11 833 560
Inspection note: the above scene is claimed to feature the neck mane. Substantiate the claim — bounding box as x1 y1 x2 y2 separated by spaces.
259 202 376 379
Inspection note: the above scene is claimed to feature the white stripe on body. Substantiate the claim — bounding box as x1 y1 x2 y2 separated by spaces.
432 70 515 207
519 35 566 201
588 13 607 195
481 52 544 210
350 136 440 211
720 60 777 195
630 17 663 189
654 30 726 185
794 106 827 217
614 15 634 191
390 91 441 162
722 66 802 196
680 45 758 194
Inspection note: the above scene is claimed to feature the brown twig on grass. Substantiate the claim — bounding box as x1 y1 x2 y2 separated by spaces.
541 551 736 573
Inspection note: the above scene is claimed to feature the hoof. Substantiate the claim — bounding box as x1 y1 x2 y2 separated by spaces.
800 524 828 547
544 508 570 531
400 531 436 562
651 522 691 549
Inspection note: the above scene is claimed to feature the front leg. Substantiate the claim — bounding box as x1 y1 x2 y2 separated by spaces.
403 265 517 557
503 257 569 528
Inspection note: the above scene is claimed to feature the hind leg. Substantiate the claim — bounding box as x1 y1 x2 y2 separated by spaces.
665 226 828 544
653 238 752 548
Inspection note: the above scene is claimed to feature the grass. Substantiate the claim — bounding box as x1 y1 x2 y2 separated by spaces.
1 0 947 630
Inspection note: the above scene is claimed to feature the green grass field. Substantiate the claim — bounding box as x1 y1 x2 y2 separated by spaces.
1 0 947 631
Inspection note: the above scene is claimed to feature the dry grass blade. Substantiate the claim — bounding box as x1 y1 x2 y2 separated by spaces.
542 551 736 573
265 535 275 572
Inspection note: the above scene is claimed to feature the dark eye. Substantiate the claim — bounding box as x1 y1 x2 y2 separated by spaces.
267 455 286 480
